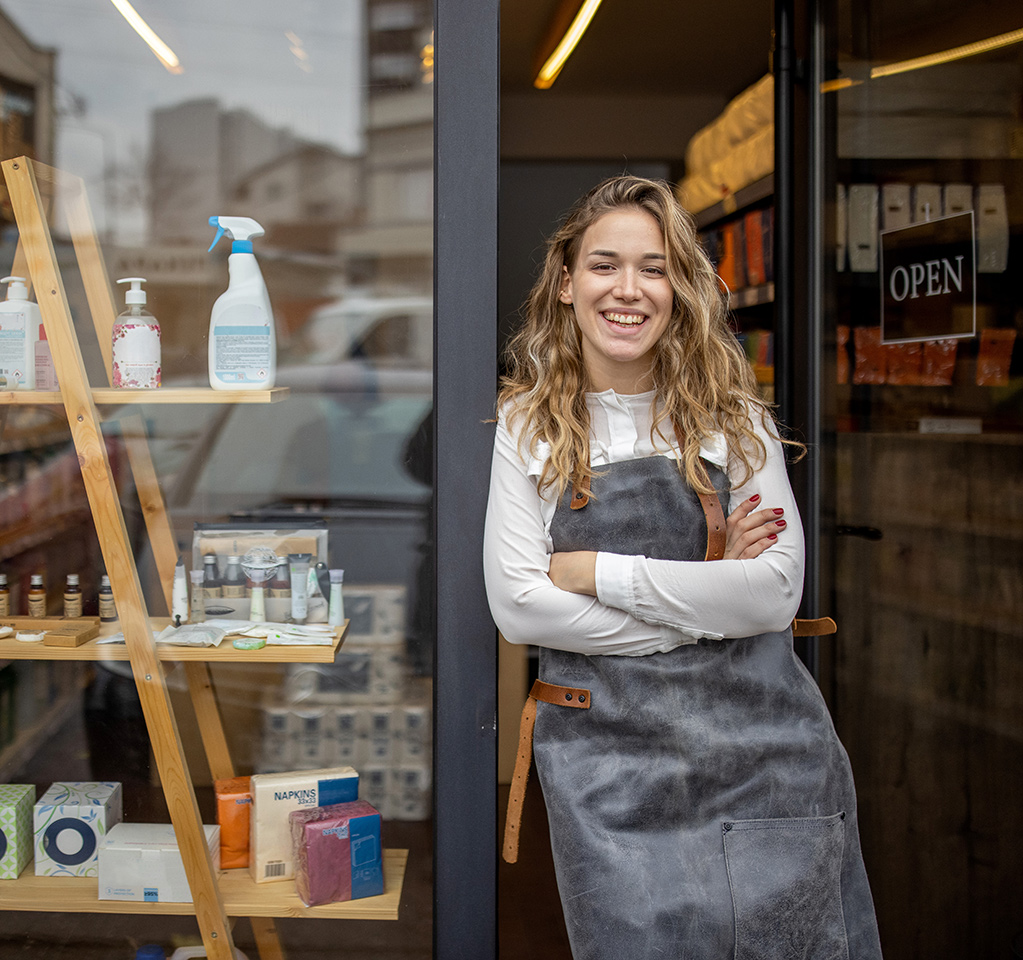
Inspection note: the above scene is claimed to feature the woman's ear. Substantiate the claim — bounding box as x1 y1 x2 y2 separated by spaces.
559 265 573 304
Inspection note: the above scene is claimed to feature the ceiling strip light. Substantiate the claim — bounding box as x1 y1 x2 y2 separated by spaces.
110 0 182 74
869 26 1023 79
534 0 604 90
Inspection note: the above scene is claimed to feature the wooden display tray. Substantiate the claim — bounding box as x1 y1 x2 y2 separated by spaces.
0 618 348 663
0 616 100 647
0 388 289 405
0 849 407 920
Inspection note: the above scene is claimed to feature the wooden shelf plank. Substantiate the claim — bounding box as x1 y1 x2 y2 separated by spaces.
0 619 348 663
0 387 289 406
694 174 774 229
0 849 407 920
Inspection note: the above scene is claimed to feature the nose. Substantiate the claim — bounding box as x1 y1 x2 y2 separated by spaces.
614 267 642 301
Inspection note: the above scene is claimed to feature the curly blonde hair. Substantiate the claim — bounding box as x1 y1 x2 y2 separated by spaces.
499 175 793 498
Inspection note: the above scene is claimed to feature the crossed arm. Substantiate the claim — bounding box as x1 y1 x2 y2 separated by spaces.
483 415 804 657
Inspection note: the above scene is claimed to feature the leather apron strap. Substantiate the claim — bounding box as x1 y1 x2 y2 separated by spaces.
503 679 589 864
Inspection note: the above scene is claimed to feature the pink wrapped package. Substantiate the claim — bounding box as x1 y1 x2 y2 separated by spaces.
289 800 384 906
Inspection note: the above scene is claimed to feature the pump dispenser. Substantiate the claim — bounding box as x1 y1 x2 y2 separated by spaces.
207 216 276 390
113 277 161 388
0 275 41 389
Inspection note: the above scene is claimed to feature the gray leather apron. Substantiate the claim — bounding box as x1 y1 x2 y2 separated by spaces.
533 454 883 960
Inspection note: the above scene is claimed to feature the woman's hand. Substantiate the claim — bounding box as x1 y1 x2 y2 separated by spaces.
724 494 786 560
548 550 598 596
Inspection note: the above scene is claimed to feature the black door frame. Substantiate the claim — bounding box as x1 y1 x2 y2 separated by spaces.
433 0 500 956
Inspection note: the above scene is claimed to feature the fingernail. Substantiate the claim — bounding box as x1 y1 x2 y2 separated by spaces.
775 519 786 527
750 494 760 503
768 534 778 540
773 508 784 515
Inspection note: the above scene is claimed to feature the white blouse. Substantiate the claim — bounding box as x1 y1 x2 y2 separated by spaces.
483 389 805 657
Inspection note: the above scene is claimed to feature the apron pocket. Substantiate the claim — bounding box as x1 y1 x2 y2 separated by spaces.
722 812 849 960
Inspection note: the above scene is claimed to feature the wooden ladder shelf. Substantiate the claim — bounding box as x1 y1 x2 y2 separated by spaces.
0 157 405 960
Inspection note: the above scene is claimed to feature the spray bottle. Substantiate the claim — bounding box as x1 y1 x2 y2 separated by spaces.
207 216 276 390
0 276 40 389
113 278 161 388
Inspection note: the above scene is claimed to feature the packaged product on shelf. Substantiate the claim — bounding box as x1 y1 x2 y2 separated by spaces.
290 800 384 907
98 823 219 902
206 216 276 390
359 766 389 820
292 707 330 768
214 777 252 870
390 765 432 821
0 783 35 879
33 781 123 877
366 706 395 764
0 275 40 390
344 584 406 643
112 278 161 389
249 766 359 883
397 703 432 764
192 522 327 621
330 706 367 766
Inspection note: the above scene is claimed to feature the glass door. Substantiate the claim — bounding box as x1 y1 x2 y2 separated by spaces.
820 2 1023 955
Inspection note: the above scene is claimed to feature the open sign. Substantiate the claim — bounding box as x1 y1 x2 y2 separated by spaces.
880 211 975 344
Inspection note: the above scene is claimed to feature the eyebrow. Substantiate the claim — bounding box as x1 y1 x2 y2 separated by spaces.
585 249 666 260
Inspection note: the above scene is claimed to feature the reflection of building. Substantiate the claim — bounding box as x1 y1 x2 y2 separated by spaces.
149 99 301 244
341 0 433 293
236 145 362 255
0 6 56 219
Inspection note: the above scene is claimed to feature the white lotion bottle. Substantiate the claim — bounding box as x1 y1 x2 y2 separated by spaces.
113 277 161 388
0 276 40 389
207 216 276 390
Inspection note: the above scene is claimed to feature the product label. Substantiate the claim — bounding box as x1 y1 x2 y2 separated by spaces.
99 595 117 620
0 310 28 388
0 593 9 617
27 593 46 617
222 584 245 599
64 593 83 618
213 305 272 384
112 323 161 388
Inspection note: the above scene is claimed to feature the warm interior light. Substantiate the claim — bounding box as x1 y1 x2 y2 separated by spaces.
819 77 862 93
534 0 604 90
869 26 1023 79
110 0 182 74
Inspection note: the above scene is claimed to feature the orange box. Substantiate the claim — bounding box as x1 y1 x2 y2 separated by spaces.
215 776 252 870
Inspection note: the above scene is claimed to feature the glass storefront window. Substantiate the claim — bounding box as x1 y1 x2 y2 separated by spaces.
822 2 1022 955
0 1 434 956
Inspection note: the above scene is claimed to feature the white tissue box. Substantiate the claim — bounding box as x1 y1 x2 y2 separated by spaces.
99 823 219 902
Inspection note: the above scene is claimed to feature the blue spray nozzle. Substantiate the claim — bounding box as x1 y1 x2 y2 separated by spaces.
208 216 265 253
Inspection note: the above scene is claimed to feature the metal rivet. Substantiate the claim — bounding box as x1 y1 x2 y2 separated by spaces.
77 415 83 422
12 162 19 169
575 492 583 499
723 822 733 832
145 674 151 681
578 695 586 703
564 692 572 701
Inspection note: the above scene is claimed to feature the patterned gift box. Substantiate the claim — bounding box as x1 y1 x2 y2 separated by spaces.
33 781 123 877
0 784 35 879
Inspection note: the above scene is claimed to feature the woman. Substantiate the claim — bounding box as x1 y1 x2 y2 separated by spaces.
484 176 882 959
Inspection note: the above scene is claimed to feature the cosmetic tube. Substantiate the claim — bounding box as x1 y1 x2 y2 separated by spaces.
289 554 311 623
328 569 345 627
189 570 204 623
172 558 188 626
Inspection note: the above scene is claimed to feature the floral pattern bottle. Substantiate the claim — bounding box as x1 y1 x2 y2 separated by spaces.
112 277 161 389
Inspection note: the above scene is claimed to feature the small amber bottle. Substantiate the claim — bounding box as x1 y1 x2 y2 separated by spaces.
64 573 83 618
98 574 118 622
27 574 46 617
0 573 10 617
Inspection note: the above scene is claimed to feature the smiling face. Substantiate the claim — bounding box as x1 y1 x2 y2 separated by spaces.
560 206 674 394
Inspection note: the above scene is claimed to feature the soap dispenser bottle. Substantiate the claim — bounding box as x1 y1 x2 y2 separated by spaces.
207 216 276 390
0 275 41 389
113 277 161 388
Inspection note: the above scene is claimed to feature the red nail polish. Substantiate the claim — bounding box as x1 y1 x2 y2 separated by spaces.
750 494 760 503
776 519 786 526
773 508 784 515
768 534 778 540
